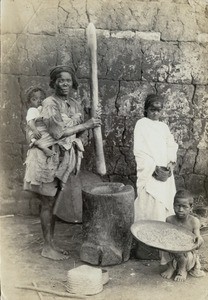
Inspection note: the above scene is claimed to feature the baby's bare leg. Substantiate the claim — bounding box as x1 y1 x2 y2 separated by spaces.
161 261 175 279
29 138 37 148
174 253 188 282
33 141 55 157
41 147 55 157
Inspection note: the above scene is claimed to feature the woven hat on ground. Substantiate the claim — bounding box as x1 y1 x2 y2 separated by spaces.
67 265 108 295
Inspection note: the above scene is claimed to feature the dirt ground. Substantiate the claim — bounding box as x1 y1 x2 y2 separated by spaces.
1 215 208 300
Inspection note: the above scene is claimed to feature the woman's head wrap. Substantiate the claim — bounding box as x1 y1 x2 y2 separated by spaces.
49 65 78 90
144 94 164 117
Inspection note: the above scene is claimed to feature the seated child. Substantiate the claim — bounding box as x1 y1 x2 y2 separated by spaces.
161 189 205 282
26 87 54 157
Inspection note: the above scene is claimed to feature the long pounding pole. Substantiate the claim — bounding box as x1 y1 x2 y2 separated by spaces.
86 23 106 175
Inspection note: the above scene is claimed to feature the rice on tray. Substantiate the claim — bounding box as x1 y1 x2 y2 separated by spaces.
131 221 197 253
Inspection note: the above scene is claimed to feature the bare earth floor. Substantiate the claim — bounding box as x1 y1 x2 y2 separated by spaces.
1 216 208 300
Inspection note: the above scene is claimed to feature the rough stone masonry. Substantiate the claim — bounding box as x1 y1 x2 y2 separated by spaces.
1 0 208 215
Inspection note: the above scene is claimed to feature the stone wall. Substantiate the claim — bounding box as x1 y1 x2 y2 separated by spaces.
1 0 208 215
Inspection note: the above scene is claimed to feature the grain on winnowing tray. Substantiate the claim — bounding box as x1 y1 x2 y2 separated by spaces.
137 224 195 252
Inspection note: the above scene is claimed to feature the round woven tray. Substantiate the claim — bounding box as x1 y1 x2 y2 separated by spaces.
67 265 107 296
131 220 198 253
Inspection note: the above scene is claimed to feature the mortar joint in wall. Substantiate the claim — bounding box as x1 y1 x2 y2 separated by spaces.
115 80 121 116
193 148 199 174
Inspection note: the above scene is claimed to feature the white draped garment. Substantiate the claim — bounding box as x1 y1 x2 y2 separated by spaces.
133 117 178 222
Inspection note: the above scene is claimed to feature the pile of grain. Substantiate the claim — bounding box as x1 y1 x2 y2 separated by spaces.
132 221 196 252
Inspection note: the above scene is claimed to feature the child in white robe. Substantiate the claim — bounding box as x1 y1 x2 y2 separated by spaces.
133 94 178 259
134 94 178 222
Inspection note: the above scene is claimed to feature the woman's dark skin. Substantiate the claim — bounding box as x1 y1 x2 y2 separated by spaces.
40 71 101 260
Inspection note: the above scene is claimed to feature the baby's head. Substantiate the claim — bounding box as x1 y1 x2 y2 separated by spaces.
26 87 46 108
173 189 194 219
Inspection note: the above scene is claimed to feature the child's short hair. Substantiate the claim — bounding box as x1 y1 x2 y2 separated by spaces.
174 189 194 206
26 87 46 103
144 94 164 117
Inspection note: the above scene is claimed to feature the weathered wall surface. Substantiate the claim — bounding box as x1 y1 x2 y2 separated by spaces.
1 0 208 215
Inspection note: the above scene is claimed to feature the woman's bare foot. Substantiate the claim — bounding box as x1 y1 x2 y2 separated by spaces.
52 243 69 255
56 247 69 256
41 245 69 260
174 270 187 282
161 267 175 279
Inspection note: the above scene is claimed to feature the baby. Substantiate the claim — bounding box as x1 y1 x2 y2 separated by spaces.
161 189 205 282
26 86 83 157
26 87 55 157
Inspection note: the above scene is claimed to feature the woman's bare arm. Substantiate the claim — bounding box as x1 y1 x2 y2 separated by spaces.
61 117 101 138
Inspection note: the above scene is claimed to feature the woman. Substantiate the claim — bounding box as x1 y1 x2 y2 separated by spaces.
24 65 101 260
134 94 178 222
